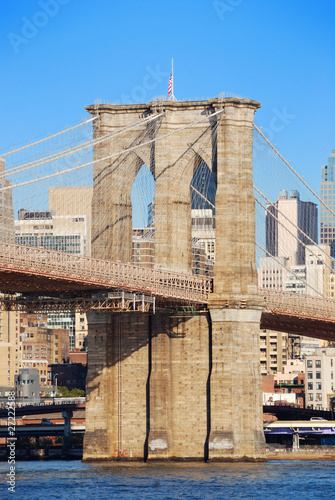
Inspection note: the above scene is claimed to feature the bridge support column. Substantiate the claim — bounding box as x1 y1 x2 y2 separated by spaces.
146 313 209 460
207 98 266 460
62 409 73 451
208 308 265 460
83 312 150 460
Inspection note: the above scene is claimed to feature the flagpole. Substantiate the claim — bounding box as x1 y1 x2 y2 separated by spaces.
168 58 177 101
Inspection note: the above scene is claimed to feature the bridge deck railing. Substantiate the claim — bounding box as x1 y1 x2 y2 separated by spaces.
0 242 212 303
260 288 335 322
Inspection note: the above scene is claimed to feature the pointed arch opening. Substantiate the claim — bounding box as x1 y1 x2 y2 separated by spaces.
190 160 216 277
131 163 155 268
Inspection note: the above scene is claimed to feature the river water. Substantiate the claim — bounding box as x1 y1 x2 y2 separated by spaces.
0 460 334 499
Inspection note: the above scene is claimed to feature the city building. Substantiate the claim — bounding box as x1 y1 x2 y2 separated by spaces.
132 228 155 268
190 209 216 276
258 255 289 290
274 360 305 407
260 329 288 375
49 186 93 255
15 368 40 404
305 347 335 410
20 313 69 385
69 350 87 365
266 189 318 266
15 209 90 255
320 149 335 258
0 308 21 387
47 312 75 351
275 359 305 382
48 362 87 391
259 244 331 297
74 312 88 350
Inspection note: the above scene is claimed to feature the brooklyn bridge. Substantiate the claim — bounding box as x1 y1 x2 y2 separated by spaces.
1 96 334 461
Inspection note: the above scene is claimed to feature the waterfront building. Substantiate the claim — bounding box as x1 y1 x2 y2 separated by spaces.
305 347 335 410
14 368 40 404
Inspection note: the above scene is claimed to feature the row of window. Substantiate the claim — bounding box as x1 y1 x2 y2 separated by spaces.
307 382 322 390
307 393 322 401
306 360 322 368
307 372 321 379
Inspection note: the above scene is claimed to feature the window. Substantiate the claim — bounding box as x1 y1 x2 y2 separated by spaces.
316 360 321 368
307 360 313 367
308 394 313 401
308 382 313 390
307 372 313 379
316 393 322 401
316 382 322 390
316 372 321 379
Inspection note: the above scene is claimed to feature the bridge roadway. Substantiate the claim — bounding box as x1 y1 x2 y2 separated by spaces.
1 242 335 340
0 423 84 438
0 241 210 303
0 401 84 419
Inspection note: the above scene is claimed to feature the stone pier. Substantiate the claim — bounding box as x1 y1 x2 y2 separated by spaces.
83 97 266 461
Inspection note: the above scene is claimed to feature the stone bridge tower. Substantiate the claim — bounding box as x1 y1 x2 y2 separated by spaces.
83 97 266 461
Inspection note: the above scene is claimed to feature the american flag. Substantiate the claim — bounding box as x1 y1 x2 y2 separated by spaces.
168 72 173 96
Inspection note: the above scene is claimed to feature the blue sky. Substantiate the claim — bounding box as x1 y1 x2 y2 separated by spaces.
1 0 334 193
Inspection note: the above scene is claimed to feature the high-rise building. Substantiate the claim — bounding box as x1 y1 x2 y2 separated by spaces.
320 149 335 257
266 190 318 266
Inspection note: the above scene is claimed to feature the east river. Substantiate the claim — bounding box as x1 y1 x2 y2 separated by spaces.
0 460 334 499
